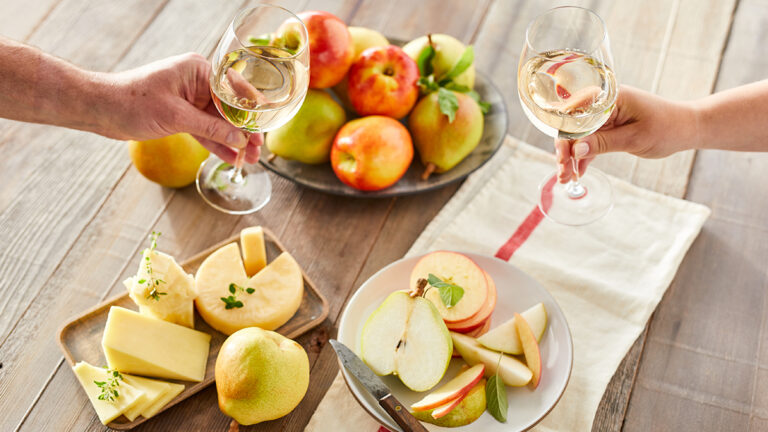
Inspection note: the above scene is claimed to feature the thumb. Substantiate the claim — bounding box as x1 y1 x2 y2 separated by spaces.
572 124 639 159
175 103 248 149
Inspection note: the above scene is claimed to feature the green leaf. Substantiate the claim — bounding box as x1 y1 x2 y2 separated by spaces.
465 89 491 114
248 34 272 46
417 75 439 93
442 45 474 82
437 88 459 123
246 288 255 294
486 374 508 422
427 273 465 308
137 279 146 284
229 283 236 294
234 301 244 308
416 45 436 77
444 82 471 93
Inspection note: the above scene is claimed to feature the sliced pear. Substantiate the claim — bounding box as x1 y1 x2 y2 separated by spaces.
477 302 547 354
515 313 542 388
195 243 303 335
451 331 532 387
412 364 485 412
240 226 267 276
360 291 452 392
410 251 488 323
411 378 486 427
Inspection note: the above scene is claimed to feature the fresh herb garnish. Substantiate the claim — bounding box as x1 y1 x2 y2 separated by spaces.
94 368 123 403
142 231 167 301
427 273 465 308
437 88 460 123
486 353 508 422
221 283 255 309
248 34 272 46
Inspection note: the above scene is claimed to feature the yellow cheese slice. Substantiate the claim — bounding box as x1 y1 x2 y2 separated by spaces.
195 244 304 335
240 226 267 276
141 381 185 418
72 362 145 425
102 306 211 382
125 249 197 328
121 375 173 421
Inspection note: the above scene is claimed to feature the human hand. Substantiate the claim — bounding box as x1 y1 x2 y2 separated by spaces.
555 85 699 183
103 53 261 164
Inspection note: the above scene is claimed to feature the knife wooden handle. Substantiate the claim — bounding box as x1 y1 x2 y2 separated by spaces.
379 393 428 432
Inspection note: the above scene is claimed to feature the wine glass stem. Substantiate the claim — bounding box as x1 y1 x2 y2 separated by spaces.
231 137 248 184
566 143 586 199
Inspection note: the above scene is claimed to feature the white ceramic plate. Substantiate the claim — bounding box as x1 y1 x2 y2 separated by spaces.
336 252 573 431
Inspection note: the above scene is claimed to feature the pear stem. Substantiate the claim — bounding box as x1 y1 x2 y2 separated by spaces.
267 153 277 163
411 278 428 297
422 163 436 180
228 420 239 432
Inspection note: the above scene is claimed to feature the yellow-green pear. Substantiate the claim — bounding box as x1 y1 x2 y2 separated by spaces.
266 90 346 164
411 379 487 427
402 34 475 89
215 327 309 425
128 133 209 188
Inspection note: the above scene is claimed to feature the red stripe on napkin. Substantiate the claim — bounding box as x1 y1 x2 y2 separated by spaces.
378 427 391 432
494 176 556 260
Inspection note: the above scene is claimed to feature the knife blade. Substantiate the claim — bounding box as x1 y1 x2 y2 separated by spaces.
329 339 428 432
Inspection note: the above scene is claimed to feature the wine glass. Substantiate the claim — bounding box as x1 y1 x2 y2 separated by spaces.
517 6 617 225
197 5 309 214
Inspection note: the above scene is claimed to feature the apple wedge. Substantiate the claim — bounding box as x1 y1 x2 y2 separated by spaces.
451 332 532 386
410 251 488 323
432 394 464 419
515 312 542 388
360 291 452 392
411 364 485 412
477 302 547 354
446 271 497 333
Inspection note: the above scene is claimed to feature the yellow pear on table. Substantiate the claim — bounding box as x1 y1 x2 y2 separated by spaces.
128 133 209 188
216 327 309 425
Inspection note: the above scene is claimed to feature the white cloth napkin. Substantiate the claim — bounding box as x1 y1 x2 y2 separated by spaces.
306 137 710 432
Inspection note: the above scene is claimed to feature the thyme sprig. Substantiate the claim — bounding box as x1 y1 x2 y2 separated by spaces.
94 368 123 403
221 283 255 309
139 231 167 301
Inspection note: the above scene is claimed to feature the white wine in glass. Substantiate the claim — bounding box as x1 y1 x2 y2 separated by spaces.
518 7 617 225
197 5 309 214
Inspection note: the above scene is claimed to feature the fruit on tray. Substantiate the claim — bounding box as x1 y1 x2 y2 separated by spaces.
347 45 420 119
451 331 532 387
409 90 484 179
411 378 486 427
477 302 547 354
402 33 476 89
411 364 485 412
195 242 304 334
72 361 146 425
360 290 452 392
516 312 542 388
102 306 211 382
409 251 488 323
122 374 185 421
266 89 346 164
333 26 389 109
330 116 413 191
216 327 309 425
240 226 267 276
445 270 497 333
128 133 209 188
298 11 354 88
123 239 196 328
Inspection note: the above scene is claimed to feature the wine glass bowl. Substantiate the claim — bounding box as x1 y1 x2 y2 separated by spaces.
197 5 309 214
517 6 617 225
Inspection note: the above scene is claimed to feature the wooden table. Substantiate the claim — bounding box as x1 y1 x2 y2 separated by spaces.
1 0 766 431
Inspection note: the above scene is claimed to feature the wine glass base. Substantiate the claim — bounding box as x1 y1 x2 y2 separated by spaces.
538 169 613 226
196 157 271 215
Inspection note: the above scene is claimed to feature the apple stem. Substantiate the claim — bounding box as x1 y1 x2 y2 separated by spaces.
422 163 436 180
267 153 277 163
410 278 428 297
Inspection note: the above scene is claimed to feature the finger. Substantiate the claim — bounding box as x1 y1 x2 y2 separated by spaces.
176 103 248 150
245 141 261 164
558 157 575 184
193 134 238 164
578 157 595 177
572 123 640 159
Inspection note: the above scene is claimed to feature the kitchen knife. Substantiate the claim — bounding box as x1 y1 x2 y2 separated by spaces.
329 339 428 432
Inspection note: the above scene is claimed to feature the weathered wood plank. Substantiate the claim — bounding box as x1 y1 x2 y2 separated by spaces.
0 0 63 41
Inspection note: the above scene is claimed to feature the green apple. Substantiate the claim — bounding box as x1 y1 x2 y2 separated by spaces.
402 34 475 89
215 328 309 425
411 379 486 427
266 89 346 164
360 291 452 392
451 331 532 387
333 26 390 109
409 90 484 178
477 302 547 354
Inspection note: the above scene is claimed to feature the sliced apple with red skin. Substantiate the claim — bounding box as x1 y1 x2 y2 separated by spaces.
546 53 581 75
410 251 488 323
431 395 464 419
477 302 547 355
451 332 532 386
446 271 497 333
515 312 542 388
411 364 485 412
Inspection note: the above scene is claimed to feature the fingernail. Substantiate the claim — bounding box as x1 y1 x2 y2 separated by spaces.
574 142 589 158
227 131 247 148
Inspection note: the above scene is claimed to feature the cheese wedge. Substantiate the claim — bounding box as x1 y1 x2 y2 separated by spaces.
122 375 173 421
72 362 145 425
195 244 304 335
141 381 185 418
102 306 211 382
124 249 197 328
240 226 267 276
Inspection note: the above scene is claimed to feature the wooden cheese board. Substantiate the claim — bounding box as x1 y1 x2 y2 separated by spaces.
57 228 329 430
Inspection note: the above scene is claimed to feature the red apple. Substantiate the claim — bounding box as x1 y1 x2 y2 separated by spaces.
515 312 542 389
298 11 354 89
330 116 413 191
411 364 485 412
446 271 497 332
347 45 420 119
